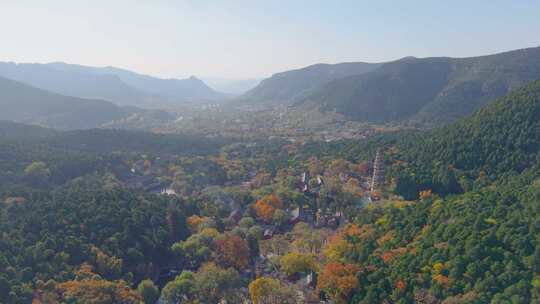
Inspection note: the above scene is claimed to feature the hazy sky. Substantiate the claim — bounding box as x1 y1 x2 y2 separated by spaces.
1 0 539 79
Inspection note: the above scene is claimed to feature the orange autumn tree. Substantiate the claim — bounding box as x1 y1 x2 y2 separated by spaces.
323 224 375 263
317 262 361 304
186 215 205 232
342 224 375 242
49 264 142 304
395 279 407 292
253 194 283 223
254 200 274 222
57 280 142 304
214 233 250 270
262 194 283 209
433 274 451 288
419 189 434 200
380 247 407 264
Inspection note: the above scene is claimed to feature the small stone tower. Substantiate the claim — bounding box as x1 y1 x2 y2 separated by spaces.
370 149 384 192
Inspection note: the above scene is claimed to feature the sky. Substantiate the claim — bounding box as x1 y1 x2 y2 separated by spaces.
1 0 539 79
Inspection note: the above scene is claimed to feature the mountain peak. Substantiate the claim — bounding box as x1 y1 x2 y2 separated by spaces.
0 62 226 106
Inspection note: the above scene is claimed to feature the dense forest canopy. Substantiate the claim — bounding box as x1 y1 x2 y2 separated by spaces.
390 80 540 199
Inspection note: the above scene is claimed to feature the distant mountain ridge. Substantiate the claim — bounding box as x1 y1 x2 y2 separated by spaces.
239 46 540 126
0 61 225 108
0 76 169 130
0 61 153 107
239 62 382 103
300 46 540 125
46 62 225 100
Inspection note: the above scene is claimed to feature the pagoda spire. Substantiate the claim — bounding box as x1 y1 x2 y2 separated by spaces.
370 149 384 192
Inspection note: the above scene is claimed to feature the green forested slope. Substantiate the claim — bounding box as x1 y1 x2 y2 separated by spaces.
0 178 190 303
0 122 228 192
0 76 135 130
344 169 540 303
319 80 540 303
302 46 540 125
393 80 540 198
241 62 381 104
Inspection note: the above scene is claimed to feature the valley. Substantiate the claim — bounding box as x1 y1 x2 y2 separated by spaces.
148 103 395 143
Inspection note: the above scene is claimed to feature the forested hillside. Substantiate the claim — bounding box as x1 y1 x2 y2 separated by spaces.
341 168 540 303
0 178 189 303
0 76 177 130
301 46 540 125
315 81 540 303
390 79 540 199
0 123 228 189
241 62 381 104
0 76 135 130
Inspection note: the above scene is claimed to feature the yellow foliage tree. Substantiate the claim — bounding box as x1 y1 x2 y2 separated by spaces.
280 252 318 276
323 224 375 263
432 262 446 274
323 234 352 263
291 223 325 254
248 277 295 304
